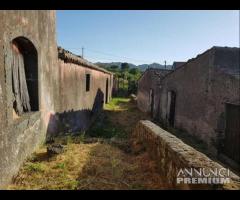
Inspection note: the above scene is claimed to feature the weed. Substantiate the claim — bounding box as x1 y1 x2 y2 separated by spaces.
55 162 66 170
64 179 79 190
9 97 166 190
76 132 85 143
105 97 130 110
24 162 45 173
130 183 145 190
88 122 126 139
111 158 120 177
66 136 73 145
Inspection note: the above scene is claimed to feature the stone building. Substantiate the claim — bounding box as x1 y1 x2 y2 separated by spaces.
0 11 113 188
172 61 186 70
47 47 113 136
137 68 172 118
158 47 240 166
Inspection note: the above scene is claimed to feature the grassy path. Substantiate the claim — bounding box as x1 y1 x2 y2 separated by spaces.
8 98 167 190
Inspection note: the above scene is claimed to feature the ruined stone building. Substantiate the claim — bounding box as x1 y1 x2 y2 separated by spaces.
137 68 172 118
138 46 240 167
172 61 186 70
0 11 113 188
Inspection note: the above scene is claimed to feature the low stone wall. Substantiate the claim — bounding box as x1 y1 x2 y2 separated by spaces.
131 120 240 190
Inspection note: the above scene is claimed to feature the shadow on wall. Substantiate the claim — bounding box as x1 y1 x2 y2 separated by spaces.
46 89 104 139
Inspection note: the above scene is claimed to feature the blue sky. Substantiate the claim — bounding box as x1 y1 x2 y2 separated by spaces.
57 10 239 65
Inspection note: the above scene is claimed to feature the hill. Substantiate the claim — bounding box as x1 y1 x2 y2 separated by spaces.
95 62 172 71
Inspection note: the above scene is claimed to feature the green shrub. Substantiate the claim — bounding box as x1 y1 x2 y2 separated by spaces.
25 162 45 173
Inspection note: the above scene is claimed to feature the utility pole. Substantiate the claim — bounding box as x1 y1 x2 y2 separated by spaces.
82 47 84 58
164 60 166 69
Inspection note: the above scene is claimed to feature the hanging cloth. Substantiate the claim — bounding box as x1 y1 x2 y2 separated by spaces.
12 43 31 115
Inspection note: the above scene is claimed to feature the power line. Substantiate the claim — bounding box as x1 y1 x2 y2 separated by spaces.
86 48 154 63
65 46 160 64
86 56 124 62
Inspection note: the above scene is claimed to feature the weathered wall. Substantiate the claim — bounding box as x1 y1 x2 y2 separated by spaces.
159 47 240 154
0 11 113 188
137 68 172 117
132 120 240 189
112 76 119 96
47 58 113 135
0 10 59 188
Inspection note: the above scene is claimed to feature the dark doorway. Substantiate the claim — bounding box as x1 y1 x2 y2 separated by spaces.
149 89 154 118
223 103 240 164
86 74 90 92
12 37 38 116
168 91 176 127
105 78 109 103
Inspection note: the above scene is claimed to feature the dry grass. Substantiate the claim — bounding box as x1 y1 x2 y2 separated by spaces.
105 97 151 135
8 140 167 190
8 97 167 190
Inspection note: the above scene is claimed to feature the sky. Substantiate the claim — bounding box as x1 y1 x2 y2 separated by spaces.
57 10 239 65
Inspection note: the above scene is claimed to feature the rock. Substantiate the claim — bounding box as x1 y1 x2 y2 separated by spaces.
130 94 137 103
83 137 101 144
109 137 132 154
47 144 65 156
131 140 146 155
45 136 55 144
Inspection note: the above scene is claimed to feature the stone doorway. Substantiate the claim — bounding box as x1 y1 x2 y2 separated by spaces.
167 91 176 127
223 103 240 164
149 89 154 118
105 78 109 103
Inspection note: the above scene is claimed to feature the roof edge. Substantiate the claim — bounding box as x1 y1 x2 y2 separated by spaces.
161 46 240 81
58 46 113 75
137 67 173 82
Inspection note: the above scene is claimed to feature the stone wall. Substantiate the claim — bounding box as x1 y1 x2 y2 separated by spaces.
46 48 113 136
0 11 113 188
137 68 172 116
131 120 240 190
0 10 59 188
158 47 240 154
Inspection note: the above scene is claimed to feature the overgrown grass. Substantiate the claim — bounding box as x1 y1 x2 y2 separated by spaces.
87 97 132 139
104 97 130 111
8 141 167 190
8 97 163 190
87 114 127 139
53 133 86 145
24 162 46 173
156 121 213 158
168 127 207 151
54 162 66 170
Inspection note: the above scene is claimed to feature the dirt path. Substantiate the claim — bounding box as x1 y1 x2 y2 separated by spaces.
105 98 151 135
8 98 167 190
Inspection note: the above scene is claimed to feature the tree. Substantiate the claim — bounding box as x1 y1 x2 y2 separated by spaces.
110 65 119 71
129 68 140 75
121 62 130 71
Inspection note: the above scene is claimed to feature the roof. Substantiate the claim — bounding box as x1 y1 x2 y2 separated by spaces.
138 68 173 82
212 46 240 77
58 47 113 75
172 62 186 69
161 46 240 81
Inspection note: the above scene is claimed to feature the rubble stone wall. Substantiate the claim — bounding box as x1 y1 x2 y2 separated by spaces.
132 120 240 190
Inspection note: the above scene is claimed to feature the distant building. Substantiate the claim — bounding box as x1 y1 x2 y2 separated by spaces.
137 46 240 167
54 47 113 135
137 68 172 118
172 61 186 70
